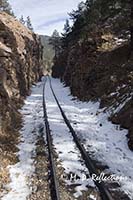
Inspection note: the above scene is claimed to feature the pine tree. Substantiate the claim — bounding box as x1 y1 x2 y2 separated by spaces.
0 0 14 16
61 19 71 48
62 19 71 37
49 30 61 57
26 16 34 31
19 15 25 25
130 0 133 55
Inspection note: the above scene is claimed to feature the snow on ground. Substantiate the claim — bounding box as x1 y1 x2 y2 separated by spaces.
45 79 95 198
2 81 44 200
2 76 132 200
49 77 133 199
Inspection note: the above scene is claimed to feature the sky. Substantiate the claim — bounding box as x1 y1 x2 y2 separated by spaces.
8 0 83 36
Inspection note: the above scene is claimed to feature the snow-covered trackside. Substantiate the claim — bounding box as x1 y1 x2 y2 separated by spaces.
49 78 133 199
2 81 44 200
1 77 132 200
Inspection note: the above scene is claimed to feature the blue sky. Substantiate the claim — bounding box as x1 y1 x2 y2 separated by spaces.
8 0 83 36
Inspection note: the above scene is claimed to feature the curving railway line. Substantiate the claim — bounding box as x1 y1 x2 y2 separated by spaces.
43 77 60 200
42 76 128 200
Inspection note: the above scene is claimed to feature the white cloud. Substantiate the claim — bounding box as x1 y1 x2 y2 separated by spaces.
8 0 84 35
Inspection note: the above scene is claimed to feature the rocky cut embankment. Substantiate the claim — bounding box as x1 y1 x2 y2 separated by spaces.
0 12 42 193
52 22 133 151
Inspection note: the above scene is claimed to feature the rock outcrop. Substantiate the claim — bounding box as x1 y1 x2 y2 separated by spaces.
0 12 42 192
52 5 133 150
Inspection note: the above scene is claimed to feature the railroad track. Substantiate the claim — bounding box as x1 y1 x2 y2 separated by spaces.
43 78 60 200
43 76 114 200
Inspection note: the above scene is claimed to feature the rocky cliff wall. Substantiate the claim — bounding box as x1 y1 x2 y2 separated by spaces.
0 12 42 191
52 28 133 151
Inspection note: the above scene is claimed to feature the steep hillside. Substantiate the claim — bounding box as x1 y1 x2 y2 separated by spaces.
0 12 42 193
52 1 133 150
40 35 54 72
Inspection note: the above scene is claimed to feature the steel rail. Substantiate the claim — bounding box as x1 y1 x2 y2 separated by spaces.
42 77 60 200
48 76 114 200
